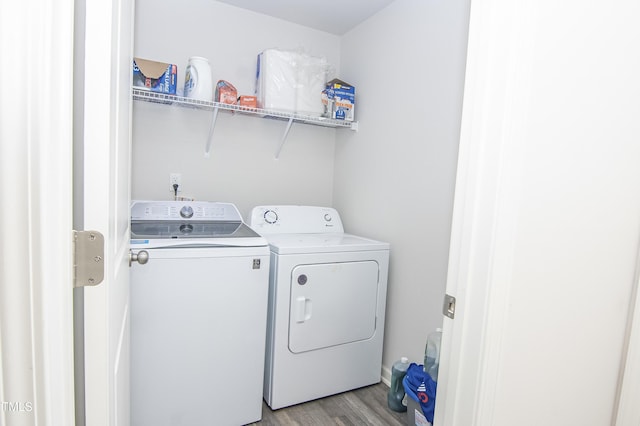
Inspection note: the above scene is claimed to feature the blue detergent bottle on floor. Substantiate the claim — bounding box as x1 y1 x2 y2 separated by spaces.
387 357 410 412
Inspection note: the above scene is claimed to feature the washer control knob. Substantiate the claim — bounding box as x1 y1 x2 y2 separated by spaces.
264 210 278 224
180 205 194 218
179 224 193 234
324 213 332 222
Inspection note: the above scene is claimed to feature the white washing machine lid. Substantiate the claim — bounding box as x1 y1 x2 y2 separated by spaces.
264 233 389 255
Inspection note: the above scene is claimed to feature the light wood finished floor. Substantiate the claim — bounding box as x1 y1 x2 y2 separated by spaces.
250 382 407 426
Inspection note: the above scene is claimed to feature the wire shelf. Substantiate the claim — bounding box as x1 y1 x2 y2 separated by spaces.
131 88 356 130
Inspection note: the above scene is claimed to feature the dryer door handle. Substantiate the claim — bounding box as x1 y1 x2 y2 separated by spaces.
294 297 312 323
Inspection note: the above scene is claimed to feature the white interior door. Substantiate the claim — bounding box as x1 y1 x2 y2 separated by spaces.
82 0 134 425
615 266 640 425
435 1 640 425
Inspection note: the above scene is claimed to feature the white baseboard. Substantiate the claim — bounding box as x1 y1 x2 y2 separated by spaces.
381 365 392 387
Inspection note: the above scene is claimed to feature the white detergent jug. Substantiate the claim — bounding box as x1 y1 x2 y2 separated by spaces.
184 56 213 101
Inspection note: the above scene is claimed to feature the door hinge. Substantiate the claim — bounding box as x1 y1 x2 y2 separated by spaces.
73 230 105 288
443 293 456 319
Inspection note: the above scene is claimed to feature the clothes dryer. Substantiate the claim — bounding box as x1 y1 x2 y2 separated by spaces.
250 205 390 410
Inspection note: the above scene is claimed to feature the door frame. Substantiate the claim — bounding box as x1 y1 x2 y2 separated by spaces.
0 0 76 424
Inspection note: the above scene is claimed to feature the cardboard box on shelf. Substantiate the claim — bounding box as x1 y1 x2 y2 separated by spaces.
322 79 355 121
215 80 238 105
132 58 177 95
238 95 257 108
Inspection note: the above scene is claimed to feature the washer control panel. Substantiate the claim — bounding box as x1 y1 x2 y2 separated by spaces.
131 201 243 222
249 205 344 234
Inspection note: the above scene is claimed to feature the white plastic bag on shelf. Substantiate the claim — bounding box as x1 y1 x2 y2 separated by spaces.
256 48 330 116
294 53 328 116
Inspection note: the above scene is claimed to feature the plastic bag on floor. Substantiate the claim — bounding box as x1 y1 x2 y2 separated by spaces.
402 363 437 423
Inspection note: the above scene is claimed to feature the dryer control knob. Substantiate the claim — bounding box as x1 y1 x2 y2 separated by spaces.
324 213 332 222
264 210 278 224
180 205 194 218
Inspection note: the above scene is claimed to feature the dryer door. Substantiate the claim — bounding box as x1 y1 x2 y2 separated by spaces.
289 261 379 354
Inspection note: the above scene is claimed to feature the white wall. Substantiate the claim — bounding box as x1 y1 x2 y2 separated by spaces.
335 0 471 373
132 0 341 218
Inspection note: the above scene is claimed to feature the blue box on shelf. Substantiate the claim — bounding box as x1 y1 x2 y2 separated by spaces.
132 57 177 95
322 79 355 121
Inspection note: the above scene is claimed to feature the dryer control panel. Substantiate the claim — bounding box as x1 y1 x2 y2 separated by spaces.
250 205 345 234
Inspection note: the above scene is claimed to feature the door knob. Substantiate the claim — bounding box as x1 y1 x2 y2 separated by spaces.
129 249 149 266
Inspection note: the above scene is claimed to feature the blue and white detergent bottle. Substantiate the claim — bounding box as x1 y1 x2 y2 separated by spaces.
183 56 213 102
387 356 410 412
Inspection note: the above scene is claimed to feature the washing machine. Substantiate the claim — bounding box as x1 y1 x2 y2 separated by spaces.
249 205 390 410
130 201 270 426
